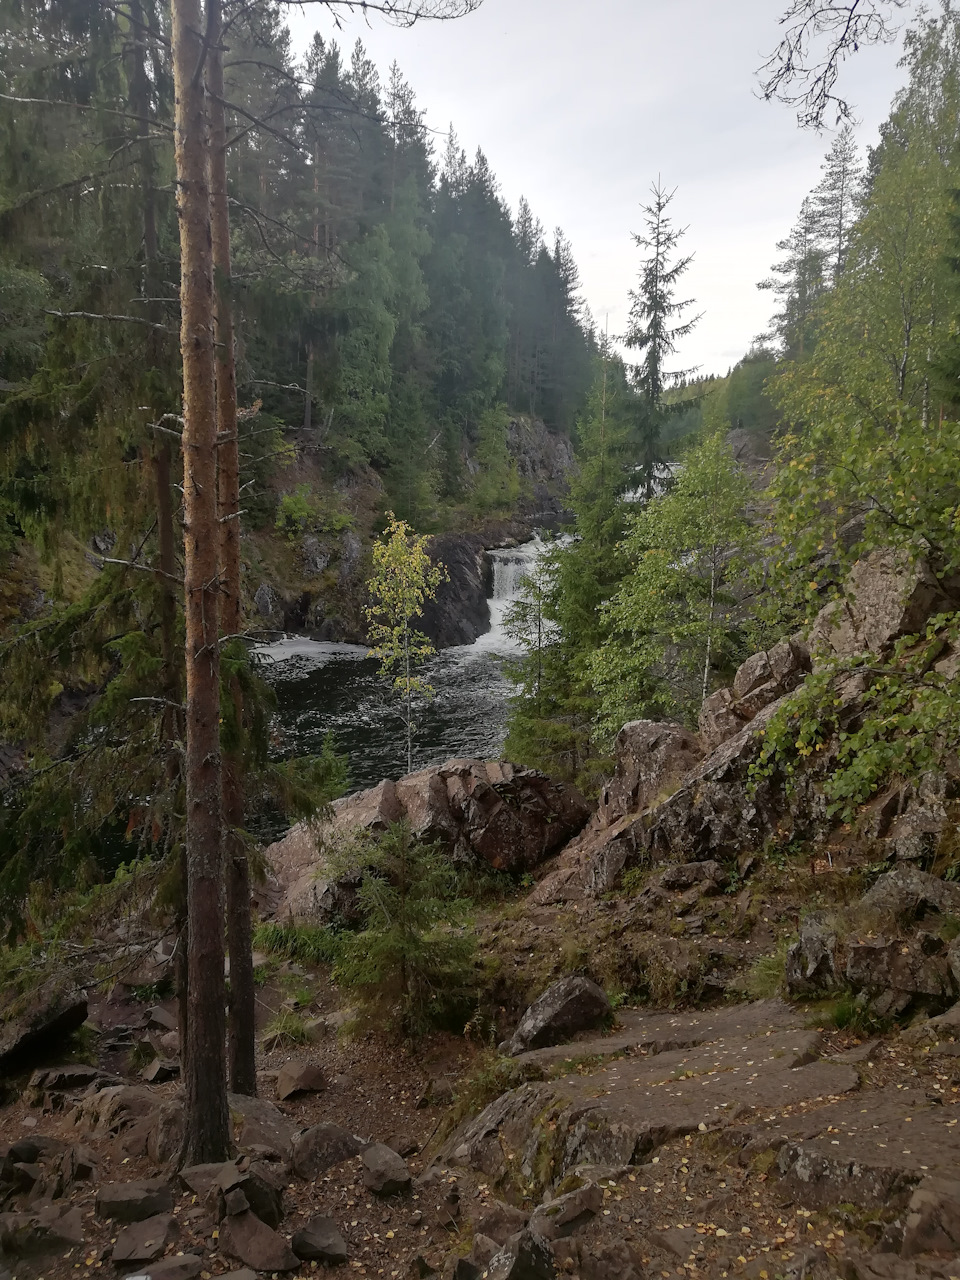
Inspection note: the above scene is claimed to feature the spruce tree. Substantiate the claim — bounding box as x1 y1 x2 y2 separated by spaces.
811 124 864 283
758 196 827 359
504 343 637 787
625 182 700 498
591 413 756 737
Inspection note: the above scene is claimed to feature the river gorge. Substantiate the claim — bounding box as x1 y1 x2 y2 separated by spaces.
256 538 544 793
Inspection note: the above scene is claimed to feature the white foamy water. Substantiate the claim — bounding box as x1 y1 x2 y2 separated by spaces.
470 536 545 654
255 536 546 795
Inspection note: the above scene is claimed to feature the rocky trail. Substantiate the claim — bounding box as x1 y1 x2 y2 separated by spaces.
4 988 960 1280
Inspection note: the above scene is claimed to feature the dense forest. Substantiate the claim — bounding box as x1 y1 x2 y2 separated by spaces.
0 0 606 906
5 0 960 903
0 0 597 539
0 0 761 926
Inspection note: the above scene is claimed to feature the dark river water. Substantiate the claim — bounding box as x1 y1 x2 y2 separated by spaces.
255 540 542 793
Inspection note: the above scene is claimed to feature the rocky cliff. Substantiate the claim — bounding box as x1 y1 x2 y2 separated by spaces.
246 415 574 650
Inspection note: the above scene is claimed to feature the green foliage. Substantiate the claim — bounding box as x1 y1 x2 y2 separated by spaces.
472 404 520 513
591 418 756 738
739 939 790 1000
765 9 960 598
252 921 345 965
262 1007 311 1048
275 486 352 542
332 821 476 1038
365 514 446 774
434 1049 534 1147
503 349 637 790
626 181 700 496
0 5 598 941
750 619 960 823
811 992 891 1035
620 866 649 896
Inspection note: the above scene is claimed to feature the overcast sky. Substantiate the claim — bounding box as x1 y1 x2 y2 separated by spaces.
284 0 911 377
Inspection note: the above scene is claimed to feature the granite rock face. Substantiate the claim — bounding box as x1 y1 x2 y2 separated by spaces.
418 533 490 648
0 977 88 1068
697 638 810 754
808 548 959 662
596 721 703 829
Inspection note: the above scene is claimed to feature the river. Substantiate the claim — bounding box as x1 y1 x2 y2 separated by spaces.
255 538 543 793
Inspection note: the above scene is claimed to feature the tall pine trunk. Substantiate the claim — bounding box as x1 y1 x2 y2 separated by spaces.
207 0 257 1098
128 0 189 1059
171 0 230 1164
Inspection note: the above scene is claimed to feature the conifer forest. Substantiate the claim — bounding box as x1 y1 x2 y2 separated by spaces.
5 3 960 1259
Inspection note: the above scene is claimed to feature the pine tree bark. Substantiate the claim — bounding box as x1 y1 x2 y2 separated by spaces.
128 0 189 1059
207 0 257 1098
171 0 230 1164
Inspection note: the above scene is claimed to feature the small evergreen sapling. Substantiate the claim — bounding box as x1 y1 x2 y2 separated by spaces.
332 821 475 1037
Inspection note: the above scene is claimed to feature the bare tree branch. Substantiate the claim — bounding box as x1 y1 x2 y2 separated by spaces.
759 0 909 129
45 310 176 333
255 0 483 34
0 91 171 132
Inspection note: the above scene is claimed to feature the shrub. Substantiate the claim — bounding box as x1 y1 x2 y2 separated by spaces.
740 938 790 1000
332 821 476 1037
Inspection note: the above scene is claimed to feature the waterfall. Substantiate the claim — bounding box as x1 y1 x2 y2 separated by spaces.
471 537 544 655
490 539 543 600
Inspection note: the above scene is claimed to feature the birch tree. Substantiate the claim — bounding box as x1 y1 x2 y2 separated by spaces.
590 417 756 739
365 515 445 775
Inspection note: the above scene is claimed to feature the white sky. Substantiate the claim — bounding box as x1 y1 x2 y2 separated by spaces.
283 0 910 377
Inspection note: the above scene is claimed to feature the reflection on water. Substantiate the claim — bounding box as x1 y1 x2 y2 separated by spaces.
256 538 543 793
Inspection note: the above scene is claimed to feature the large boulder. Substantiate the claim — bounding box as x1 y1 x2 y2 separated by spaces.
291 1216 348 1263
845 937 958 1017
785 915 841 997
361 1143 411 1195
484 1228 557 1280
808 548 959 661
268 780 402 922
438 760 589 872
291 1124 364 1181
501 976 611 1056
216 1163 285 1230
218 1211 298 1273
697 688 743 755
75 1085 157 1139
120 1257 201 1280
0 975 87 1067
111 1214 177 1264
859 866 960 925
597 721 703 828
0 1205 84 1258
901 1176 960 1259
275 1059 326 1101
582 698 818 886
268 761 589 923
95 1180 173 1223
474 1202 530 1246
528 1183 602 1240
229 1093 297 1161
698 638 810 753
